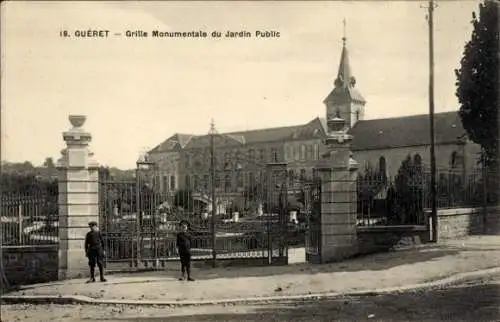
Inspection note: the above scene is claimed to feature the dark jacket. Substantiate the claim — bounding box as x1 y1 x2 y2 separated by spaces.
85 230 105 254
176 232 192 254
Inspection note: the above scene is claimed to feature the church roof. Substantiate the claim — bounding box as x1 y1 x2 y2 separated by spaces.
324 86 366 104
346 111 467 151
149 133 193 153
183 124 308 149
152 112 466 153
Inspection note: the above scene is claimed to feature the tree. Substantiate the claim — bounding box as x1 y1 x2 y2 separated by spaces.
455 0 499 167
392 154 426 224
43 157 55 169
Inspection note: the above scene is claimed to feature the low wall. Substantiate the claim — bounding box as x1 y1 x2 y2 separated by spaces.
0 245 58 293
357 225 429 255
437 206 500 239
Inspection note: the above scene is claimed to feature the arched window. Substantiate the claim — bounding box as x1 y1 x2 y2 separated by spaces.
414 154 422 164
378 156 386 175
450 151 463 169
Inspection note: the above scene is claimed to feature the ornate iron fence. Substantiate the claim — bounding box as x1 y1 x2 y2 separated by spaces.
1 182 59 246
356 165 497 227
1 175 59 291
99 160 315 268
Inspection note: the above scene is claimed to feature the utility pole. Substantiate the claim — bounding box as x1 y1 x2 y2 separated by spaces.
209 119 217 268
426 0 438 242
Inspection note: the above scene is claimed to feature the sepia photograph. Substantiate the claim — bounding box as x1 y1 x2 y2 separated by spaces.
1 1 499 321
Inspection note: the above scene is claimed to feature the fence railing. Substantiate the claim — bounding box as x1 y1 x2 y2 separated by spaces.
1 190 58 247
356 166 498 227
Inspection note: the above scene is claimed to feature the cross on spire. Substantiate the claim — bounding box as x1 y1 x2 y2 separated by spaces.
209 118 216 134
342 18 347 46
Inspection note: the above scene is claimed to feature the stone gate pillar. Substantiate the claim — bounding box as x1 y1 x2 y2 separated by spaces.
315 116 359 263
57 115 99 280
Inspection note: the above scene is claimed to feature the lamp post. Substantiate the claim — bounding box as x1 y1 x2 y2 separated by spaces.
209 120 217 268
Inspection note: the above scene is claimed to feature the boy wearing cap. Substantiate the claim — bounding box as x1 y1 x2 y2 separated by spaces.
85 221 107 283
176 220 194 281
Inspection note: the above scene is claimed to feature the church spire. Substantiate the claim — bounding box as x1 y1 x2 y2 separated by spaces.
323 19 366 130
335 19 355 89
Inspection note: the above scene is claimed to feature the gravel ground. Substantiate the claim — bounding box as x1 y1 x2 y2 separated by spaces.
2 273 500 322
7 236 500 303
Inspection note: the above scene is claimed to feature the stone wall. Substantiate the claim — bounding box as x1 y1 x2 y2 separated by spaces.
356 206 500 255
1 245 58 293
357 226 429 255
437 206 500 239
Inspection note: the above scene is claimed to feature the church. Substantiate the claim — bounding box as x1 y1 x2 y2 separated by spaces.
148 35 480 194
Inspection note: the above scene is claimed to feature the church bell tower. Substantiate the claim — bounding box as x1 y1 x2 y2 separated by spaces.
323 20 366 130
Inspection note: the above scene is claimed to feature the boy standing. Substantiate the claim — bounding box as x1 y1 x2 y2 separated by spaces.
176 220 194 281
85 221 107 283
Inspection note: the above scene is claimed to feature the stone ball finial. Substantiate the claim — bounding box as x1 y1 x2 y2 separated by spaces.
69 115 86 128
350 76 356 87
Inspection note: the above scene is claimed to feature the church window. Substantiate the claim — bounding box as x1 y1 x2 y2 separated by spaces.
185 174 191 189
450 151 463 169
414 154 422 165
378 156 386 175
248 149 255 160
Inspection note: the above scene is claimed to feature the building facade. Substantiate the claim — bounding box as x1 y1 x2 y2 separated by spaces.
148 35 480 194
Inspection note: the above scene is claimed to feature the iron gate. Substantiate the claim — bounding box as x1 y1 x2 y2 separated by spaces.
305 177 321 263
99 163 315 267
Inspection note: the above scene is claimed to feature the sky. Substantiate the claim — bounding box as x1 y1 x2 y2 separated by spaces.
1 1 479 169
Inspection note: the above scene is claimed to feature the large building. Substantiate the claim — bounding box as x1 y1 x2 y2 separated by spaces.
148 36 480 195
